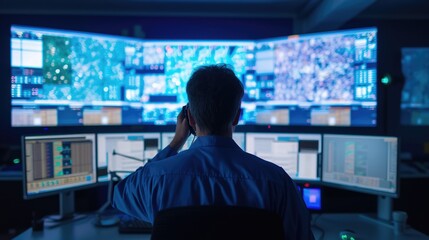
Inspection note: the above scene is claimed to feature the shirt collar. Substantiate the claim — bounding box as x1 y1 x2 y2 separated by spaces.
189 135 239 149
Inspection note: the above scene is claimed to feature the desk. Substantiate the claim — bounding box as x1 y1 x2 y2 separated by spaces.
312 213 429 240
13 213 429 240
13 214 151 240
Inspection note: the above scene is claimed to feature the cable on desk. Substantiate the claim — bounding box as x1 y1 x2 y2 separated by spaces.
43 213 90 229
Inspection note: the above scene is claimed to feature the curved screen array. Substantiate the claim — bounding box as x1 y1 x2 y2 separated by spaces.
11 25 377 127
322 134 398 197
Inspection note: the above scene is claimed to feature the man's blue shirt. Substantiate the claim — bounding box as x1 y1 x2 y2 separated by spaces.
113 135 314 239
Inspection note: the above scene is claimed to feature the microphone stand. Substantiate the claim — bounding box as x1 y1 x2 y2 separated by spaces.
94 171 127 227
112 149 148 163
94 151 150 227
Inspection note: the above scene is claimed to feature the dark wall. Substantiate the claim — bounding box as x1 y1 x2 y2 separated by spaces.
1 14 293 40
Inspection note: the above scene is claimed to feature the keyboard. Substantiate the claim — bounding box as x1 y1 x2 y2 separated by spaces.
118 215 153 234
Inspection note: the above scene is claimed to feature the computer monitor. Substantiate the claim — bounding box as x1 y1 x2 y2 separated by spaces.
245 133 322 182
245 27 377 127
296 184 322 211
22 133 97 220
302 187 322 211
322 134 398 197
10 24 255 127
400 47 429 125
322 134 398 221
97 132 161 182
232 132 246 150
161 132 246 151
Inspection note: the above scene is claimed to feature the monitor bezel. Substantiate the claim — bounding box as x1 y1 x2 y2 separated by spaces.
22 133 98 199
321 134 400 198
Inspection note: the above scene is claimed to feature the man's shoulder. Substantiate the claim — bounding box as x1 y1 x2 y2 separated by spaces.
145 149 195 170
242 151 282 168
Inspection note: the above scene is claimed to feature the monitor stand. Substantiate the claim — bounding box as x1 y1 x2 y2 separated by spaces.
377 195 392 222
44 191 86 227
360 196 393 226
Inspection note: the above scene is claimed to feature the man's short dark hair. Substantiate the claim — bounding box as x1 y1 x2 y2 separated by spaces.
186 64 244 135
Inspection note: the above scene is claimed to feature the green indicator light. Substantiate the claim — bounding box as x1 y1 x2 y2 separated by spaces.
13 158 20 164
381 75 392 85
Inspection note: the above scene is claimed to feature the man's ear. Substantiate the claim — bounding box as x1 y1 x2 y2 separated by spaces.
187 108 196 129
232 108 242 126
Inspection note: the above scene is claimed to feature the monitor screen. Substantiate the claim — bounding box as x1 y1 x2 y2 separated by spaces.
161 132 246 151
245 133 321 181
302 187 322 210
246 27 377 126
400 48 429 125
11 25 255 127
22 133 97 199
232 133 246 150
97 132 161 182
11 25 377 127
322 134 398 197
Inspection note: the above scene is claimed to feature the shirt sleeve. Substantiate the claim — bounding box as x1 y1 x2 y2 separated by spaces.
112 171 151 221
149 146 178 162
112 146 178 222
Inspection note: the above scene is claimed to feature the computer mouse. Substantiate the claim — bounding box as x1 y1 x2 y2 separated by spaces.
339 229 358 240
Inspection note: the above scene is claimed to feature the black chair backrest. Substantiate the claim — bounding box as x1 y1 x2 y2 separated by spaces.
150 205 284 240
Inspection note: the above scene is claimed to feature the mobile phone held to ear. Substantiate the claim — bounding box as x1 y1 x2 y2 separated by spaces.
183 105 196 136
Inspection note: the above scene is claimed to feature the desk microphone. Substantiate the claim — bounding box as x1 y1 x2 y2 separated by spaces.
112 149 147 163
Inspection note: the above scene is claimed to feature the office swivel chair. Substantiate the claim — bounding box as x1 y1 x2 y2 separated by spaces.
150 205 285 240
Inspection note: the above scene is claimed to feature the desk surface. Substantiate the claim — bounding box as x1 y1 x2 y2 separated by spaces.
13 213 429 240
13 213 151 240
312 213 429 240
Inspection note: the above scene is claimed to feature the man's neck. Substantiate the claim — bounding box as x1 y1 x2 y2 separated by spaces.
196 126 233 138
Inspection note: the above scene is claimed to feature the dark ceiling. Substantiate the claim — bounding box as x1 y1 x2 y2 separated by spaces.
359 0 429 19
0 0 428 33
